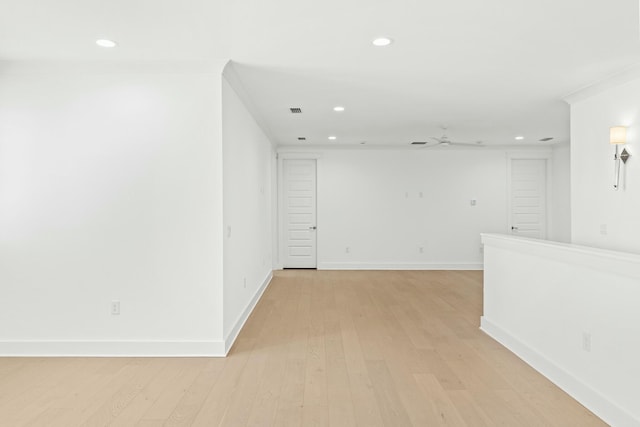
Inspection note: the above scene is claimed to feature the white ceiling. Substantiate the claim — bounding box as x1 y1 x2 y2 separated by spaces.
2 0 640 147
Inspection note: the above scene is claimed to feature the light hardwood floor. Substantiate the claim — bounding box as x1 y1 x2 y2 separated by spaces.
0 270 607 426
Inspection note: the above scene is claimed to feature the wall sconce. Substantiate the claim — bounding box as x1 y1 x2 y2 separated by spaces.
610 126 631 190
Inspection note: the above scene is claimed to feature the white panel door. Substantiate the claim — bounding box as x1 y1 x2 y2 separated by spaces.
283 159 317 268
510 159 547 239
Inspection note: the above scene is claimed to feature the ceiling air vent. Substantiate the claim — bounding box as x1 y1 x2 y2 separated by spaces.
539 137 554 142
298 137 306 141
290 107 302 114
411 141 427 145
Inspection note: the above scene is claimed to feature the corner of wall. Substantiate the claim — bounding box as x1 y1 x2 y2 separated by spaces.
222 61 278 148
223 271 273 355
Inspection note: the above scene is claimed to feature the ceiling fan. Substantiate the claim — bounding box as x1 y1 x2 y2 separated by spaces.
412 128 484 148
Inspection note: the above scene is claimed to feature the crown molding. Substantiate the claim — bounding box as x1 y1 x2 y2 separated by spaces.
563 63 640 105
0 59 228 75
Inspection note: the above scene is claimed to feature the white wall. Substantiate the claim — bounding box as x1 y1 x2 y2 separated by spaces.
281 148 518 269
0 64 227 355
277 146 571 269
481 234 640 427
569 77 640 253
550 143 571 242
221 72 275 345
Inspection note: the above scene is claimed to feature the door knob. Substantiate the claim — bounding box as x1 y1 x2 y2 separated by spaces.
309 226 317 230
511 226 519 230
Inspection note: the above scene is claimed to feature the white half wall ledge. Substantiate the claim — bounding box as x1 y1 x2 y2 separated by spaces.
481 233 640 427
481 233 640 279
317 262 483 270
0 340 227 357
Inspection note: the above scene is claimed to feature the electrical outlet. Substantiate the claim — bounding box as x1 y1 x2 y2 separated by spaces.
345 247 350 254
470 199 477 206
227 226 232 238
582 332 591 352
111 300 120 316
599 224 607 235
419 246 424 253
419 192 423 198
243 277 247 289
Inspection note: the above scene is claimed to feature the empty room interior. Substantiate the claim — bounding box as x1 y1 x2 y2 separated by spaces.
1 1 640 426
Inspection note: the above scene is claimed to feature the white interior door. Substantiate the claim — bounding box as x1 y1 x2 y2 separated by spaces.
510 159 547 239
283 159 317 268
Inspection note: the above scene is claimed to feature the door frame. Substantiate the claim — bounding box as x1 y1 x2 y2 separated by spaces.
506 151 553 239
276 152 322 269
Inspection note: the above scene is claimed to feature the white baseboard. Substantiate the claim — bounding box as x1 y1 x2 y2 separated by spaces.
318 262 483 271
224 271 273 355
0 272 274 358
480 317 639 427
0 340 226 357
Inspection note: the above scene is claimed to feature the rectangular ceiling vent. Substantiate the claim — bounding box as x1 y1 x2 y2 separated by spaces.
290 107 302 114
411 141 427 145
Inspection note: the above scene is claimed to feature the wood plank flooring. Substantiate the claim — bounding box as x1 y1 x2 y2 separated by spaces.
0 270 607 426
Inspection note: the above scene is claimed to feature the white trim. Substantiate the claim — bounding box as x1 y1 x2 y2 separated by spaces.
506 150 553 159
0 271 275 357
276 144 555 152
271 152 279 271
480 317 640 427
564 63 640 105
317 262 483 270
276 151 324 159
0 340 226 357
278 155 320 269
506 152 552 239
277 155 284 269
223 271 273 354
0 59 227 75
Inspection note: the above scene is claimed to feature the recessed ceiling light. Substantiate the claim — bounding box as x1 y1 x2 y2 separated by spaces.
515 136 524 140
333 106 345 112
372 37 392 47
328 136 337 140
96 39 117 48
